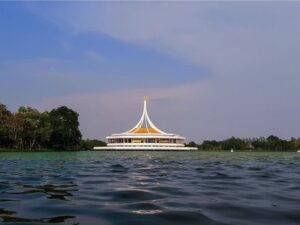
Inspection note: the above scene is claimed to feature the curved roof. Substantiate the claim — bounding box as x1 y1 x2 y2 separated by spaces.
124 96 167 135
129 127 160 134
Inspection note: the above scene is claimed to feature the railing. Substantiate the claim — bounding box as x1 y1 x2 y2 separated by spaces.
107 142 184 147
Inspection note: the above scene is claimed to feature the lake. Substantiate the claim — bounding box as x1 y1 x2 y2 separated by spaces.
0 151 299 225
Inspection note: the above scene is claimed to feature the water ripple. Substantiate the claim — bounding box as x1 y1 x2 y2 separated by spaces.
0 151 299 225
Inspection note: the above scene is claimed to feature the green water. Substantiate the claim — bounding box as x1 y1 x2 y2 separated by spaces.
0 151 299 225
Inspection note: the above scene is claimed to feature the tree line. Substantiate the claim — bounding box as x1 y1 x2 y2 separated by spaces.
0 102 83 150
2 101 298 151
186 135 300 151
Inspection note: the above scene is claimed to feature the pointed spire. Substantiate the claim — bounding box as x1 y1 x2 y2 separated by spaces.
125 96 166 134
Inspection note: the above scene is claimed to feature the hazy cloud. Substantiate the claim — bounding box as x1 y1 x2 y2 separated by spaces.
2 2 300 141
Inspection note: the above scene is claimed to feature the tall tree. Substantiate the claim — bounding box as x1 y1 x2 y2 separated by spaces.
49 106 82 150
267 135 280 142
14 107 53 150
17 107 41 149
221 137 247 150
0 103 12 147
7 112 25 149
36 112 52 149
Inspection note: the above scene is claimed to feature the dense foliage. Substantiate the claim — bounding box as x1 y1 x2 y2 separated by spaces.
2 102 299 151
0 102 83 150
80 139 107 150
49 106 82 150
186 136 300 151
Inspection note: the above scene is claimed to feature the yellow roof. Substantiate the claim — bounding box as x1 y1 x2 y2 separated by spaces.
129 127 160 134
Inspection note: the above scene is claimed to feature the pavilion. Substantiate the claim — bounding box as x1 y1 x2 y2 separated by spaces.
94 96 197 150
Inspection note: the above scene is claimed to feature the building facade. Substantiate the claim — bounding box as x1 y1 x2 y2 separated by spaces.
94 97 197 150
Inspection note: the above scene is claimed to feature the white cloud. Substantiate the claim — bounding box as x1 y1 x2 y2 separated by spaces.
36 82 206 141
83 51 105 64
30 2 300 80
36 76 300 142
30 2 300 141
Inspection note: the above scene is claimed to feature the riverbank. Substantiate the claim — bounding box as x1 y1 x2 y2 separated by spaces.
0 149 298 152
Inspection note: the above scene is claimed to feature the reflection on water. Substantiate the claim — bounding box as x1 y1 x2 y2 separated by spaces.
0 151 300 225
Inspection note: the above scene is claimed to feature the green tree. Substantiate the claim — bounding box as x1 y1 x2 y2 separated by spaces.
199 140 222 150
5 107 53 150
221 137 247 150
80 139 106 150
7 113 25 149
36 112 52 149
185 141 198 148
49 106 82 150
290 138 300 151
0 103 12 148
17 107 42 149
252 137 268 150
267 135 280 142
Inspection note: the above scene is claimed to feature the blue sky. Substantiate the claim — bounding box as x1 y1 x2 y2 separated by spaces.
0 3 206 105
1 2 300 141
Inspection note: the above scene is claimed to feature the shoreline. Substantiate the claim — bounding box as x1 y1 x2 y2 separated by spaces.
0 149 298 152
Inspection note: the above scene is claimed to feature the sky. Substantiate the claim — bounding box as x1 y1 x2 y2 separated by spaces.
0 2 300 142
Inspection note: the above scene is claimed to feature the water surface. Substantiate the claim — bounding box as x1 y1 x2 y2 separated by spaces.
0 151 299 225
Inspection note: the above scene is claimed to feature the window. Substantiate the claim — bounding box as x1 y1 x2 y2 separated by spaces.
148 139 156 143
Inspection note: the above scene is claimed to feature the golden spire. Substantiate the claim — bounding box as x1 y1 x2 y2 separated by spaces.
144 96 148 101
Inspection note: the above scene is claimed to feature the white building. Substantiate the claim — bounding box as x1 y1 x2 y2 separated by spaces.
94 97 197 151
